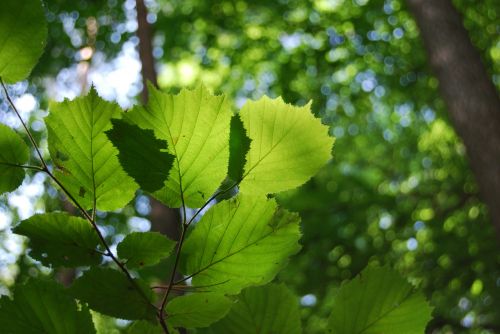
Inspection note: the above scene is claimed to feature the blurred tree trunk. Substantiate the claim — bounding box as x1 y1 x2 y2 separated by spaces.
136 0 158 101
406 0 500 240
136 3 186 332
135 0 182 241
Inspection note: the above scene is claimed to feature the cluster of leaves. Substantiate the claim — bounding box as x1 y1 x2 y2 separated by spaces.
0 0 433 333
143 1 500 331
4 0 497 332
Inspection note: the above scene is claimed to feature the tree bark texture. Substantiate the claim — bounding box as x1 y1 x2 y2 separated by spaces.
406 0 500 240
136 0 158 101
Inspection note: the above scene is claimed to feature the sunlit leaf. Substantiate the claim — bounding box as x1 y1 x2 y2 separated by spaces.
238 96 334 195
0 123 29 194
91 311 124 334
203 284 301 334
125 84 232 208
0 0 47 83
181 194 301 294
327 265 433 334
45 87 137 211
13 212 101 267
117 232 176 269
0 279 95 334
166 293 232 329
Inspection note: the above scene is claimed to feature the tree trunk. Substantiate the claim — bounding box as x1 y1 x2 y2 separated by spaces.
406 0 500 240
136 0 158 100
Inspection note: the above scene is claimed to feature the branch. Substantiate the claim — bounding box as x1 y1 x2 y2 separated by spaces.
0 161 44 171
154 280 230 292
1 78 47 170
158 177 187 332
46 155 155 312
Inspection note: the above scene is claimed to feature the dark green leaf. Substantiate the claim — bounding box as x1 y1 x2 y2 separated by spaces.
0 279 95 334
327 265 433 334
228 114 251 182
106 119 174 193
127 321 180 334
167 293 232 329
0 124 29 194
117 232 176 269
203 284 301 334
126 321 164 334
13 212 101 267
0 0 47 83
70 267 156 321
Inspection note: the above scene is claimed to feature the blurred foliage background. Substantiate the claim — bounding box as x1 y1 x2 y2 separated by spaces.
0 0 499 333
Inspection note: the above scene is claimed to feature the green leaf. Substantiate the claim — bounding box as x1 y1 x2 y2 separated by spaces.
127 321 166 334
13 212 101 267
91 311 123 334
0 123 29 194
0 279 95 334
125 84 232 208
327 265 433 334
167 293 232 329
117 231 176 269
106 119 175 193
127 321 179 334
181 194 301 294
203 284 302 334
0 0 47 83
238 96 334 196
228 114 251 182
70 267 156 321
45 87 137 211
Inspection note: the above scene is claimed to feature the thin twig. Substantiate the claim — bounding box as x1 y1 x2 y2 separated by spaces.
157 129 189 333
158 286 211 293
91 198 97 222
186 182 238 227
45 157 156 306
151 285 197 292
158 189 186 329
44 146 155 310
94 249 111 257
152 279 230 291
1 78 48 170
0 161 44 171
173 272 197 286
